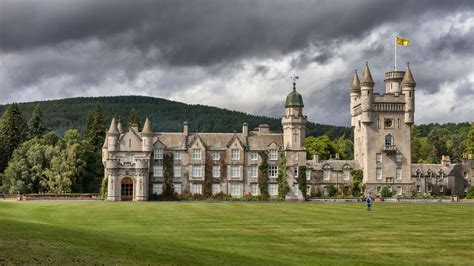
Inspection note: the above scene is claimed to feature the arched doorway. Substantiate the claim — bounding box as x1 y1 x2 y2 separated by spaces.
121 178 134 201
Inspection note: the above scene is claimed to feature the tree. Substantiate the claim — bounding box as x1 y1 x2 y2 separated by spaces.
334 136 354 160
327 185 337 197
162 152 175 199
84 111 94 140
466 122 474 155
297 166 307 200
129 109 140 128
86 103 106 151
350 169 363 197
258 151 269 199
27 104 46 139
305 135 338 160
203 153 213 198
0 104 27 174
277 151 289 198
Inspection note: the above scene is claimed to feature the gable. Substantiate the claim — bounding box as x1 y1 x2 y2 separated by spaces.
119 130 142 151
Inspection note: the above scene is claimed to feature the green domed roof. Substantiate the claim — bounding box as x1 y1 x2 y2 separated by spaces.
285 87 304 108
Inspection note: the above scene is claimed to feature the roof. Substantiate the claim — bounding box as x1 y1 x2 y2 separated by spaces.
142 118 153 134
411 163 462 176
285 83 304 108
349 70 361 92
308 160 360 171
107 118 119 134
401 64 416 86
360 62 374 87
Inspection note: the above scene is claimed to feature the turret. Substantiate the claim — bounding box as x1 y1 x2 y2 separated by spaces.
360 62 374 124
349 70 361 127
384 71 404 95
401 63 416 125
282 78 307 150
117 120 123 134
141 117 153 151
106 118 120 152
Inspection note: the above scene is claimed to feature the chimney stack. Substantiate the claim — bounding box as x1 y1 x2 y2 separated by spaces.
183 121 189 136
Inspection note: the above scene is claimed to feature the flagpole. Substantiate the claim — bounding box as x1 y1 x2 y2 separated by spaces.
394 36 397 70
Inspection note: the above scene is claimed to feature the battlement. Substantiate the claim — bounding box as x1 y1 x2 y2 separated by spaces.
384 71 405 82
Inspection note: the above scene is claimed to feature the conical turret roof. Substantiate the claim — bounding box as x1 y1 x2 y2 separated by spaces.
349 70 361 92
117 120 123 134
142 117 152 134
360 62 374 87
401 63 416 86
107 117 119 134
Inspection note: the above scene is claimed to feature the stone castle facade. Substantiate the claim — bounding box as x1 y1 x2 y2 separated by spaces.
102 63 472 201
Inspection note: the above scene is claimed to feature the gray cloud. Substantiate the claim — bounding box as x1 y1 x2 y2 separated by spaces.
0 0 473 125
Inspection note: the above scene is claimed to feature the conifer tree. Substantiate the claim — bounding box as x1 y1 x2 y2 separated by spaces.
84 111 94 140
0 104 27 174
27 104 46 139
129 109 140 128
467 122 474 155
86 103 106 151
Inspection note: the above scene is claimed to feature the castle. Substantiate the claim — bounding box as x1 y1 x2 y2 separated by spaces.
102 63 472 201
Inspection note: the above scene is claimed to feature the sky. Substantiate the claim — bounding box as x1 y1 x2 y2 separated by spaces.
1 0 473 126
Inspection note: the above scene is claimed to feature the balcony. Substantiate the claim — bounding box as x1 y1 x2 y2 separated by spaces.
383 145 397 153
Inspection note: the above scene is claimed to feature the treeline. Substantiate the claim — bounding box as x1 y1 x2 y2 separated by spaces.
0 104 105 194
0 96 352 139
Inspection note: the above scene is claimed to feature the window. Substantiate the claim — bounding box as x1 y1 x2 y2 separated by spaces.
293 184 299 196
174 183 182 194
250 184 258 195
396 168 402 180
251 165 258 177
268 166 278 177
427 185 432 193
231 165 240 178
306 170 311 181
464 172 469 179
307 185 311 196
192 148 201 160
173 165 181 178
212 165 220 178
127 155 134 162
465 185 469 193
192 165 203 178
152 183 163 195
385 134 393 146
376 153 382 164
376 168 382 180
294 167 298 177
230 183 241 197
153 165 163 177
191 183 202 194
376 186 382 194
439 186 444 193
416 185 421 193
231 149 240 160
384 118 393 128
212 183 220 194
396 153 402 163
250 151 258 160
269 184 278 196
396 186 402 196
129 139 131 148
323 186 329 196
154 149 163 159
323 169 330 181
343 170 350 181
173 151 181 160
269 149 278 161
212 151 220 160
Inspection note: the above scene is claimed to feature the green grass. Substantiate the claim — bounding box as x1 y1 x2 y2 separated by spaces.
0 202 473 265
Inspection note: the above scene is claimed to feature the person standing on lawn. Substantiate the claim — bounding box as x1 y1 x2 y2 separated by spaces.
366 195 372 211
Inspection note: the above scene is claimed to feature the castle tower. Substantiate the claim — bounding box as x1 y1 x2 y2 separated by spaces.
282 77 307 198
350 63 415 197
106 117 120 152
141 117 154 152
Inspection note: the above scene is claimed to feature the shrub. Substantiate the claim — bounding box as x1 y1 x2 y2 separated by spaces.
327 185 337 197
381 186 392 198
466 186 474 199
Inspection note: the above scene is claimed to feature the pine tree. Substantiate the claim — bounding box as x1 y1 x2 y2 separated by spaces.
27 104 45 139
86 103 106 151
467 122 474 155
129 109 140 128
0 104 27 174
84 111 94 141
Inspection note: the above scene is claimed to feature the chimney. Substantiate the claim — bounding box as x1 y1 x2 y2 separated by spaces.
335 153 340 160
258 124 270 134
313 152 319 163
183 121 189 136
242 122 248 137
441 155 451 166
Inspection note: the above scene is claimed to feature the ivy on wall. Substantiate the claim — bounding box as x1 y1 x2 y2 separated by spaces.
350 169 363 197
163 152 174 198
277 151 289 197
204 152 213 197
298 166 307 200
219 151 227 182
258 151 269 199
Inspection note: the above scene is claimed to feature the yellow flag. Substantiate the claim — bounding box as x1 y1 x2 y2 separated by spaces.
396 36 410 46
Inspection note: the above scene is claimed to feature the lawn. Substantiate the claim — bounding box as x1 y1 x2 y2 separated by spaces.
0 202 472 265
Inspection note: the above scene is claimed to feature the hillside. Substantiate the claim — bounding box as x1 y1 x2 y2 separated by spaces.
0 96 352 139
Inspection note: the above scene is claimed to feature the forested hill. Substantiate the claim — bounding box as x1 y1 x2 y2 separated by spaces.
0 96 352 139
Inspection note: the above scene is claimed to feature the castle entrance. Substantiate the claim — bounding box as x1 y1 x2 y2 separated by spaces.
121 178 134 201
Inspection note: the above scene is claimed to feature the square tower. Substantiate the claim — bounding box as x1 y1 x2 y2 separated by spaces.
350 63 416 197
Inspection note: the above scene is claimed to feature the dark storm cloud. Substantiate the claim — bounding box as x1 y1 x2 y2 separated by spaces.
1 0 473 125
2 0 473 66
